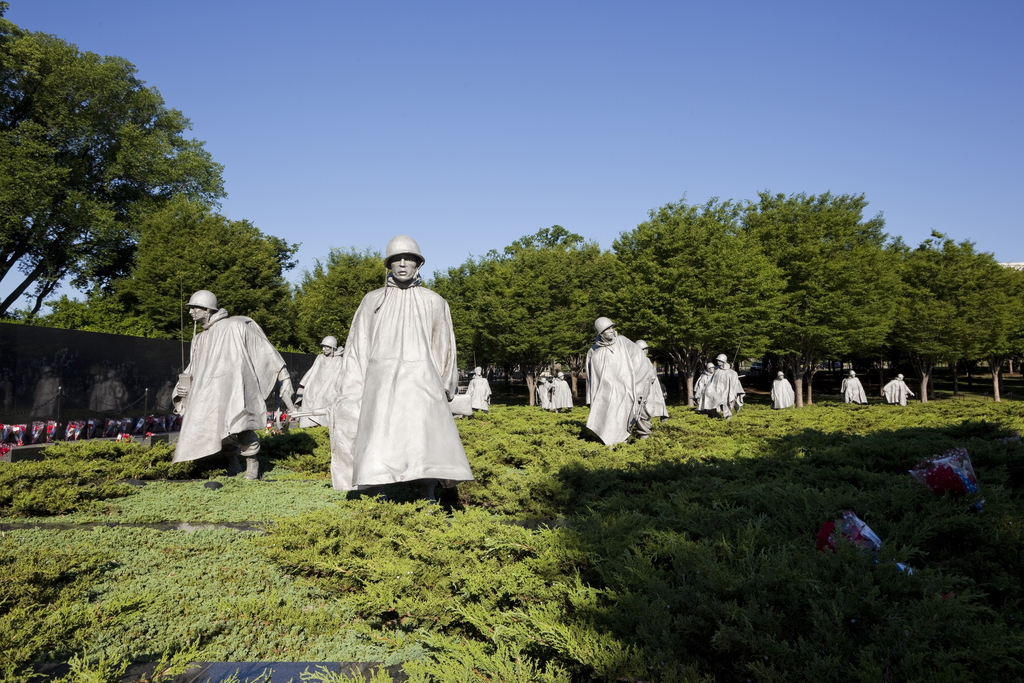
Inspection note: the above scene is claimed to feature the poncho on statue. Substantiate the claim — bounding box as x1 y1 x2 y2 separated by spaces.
536 379 552 409
468 368 492 411
298 353 345 427
771 372 795 410
882 375 915 406
698 358 745 419
327 274 474 491
586 335 653 444
842 372 868 405
645 366 669 420
550 373 573 411
172 310 288 463
693 363 715 407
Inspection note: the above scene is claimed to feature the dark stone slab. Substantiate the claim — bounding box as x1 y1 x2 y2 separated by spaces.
142 433 171 447
31 661 407 683
177 662 406 683
203 481 223 490
1 443 49 463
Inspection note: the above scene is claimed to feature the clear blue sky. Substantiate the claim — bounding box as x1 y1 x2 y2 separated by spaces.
9 1 1023 294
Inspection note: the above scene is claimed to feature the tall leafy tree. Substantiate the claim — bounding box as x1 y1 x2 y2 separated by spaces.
291 247 384 353
0 10 224 315
987 265 1024 402
892 233 1021 403
114 198 298 348
611 198 785 405
744 192 899 406
432 227 615 404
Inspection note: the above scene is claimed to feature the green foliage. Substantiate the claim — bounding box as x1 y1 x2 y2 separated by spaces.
292 247 385 353
262 426 333 477
0 441 217 517
892 233 1024 400
12 287 161 337
744 192 899 400
114 197 299 347
0 13 224 316
0 526 413 679
611 197 785 401
5 403 1024 680
431 226 616 402
0 537 133 683
264 403 1024 681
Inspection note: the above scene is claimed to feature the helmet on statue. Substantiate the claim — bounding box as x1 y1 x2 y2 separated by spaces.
187 290 218 311
594 317 615 335
385 235 425 267
321 336 339 350
635 339 649 351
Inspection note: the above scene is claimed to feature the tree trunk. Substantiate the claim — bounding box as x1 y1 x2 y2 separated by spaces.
685 373 694 407
919 372 930 404
0 261 47 315
525 373 536 407
794 377 804 408
990 356 1004 402
806 372 814 406
951 360 960 396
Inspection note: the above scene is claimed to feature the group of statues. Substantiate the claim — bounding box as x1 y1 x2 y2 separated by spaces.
771 369 916 409
171 237 474 499
694 354 745 419
536 373 573 412
169 234 924 491
583 317 670 444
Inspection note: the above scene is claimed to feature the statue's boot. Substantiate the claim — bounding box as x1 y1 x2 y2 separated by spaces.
419 479 438 503
244 456 260 480
225 453 242 476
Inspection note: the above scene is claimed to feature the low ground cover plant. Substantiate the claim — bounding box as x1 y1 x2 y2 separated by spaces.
1 401 1024 681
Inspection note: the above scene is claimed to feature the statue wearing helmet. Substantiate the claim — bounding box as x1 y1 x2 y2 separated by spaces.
549 371 573 412
882 373 915 406
841 369 868 405
296 335 346 428
635 339 669 424
771 371 795 410
172 290 297 479
695 353 745 420
585 317 655 444
467 366 492 412
327 236 473 499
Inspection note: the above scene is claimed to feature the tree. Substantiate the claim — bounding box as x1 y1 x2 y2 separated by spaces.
114 198 298 348
744 192 899 406
291 247 384 353
0 12 224 315
11 287 161 337
431 226 616 404
611 198 785 406
892 233 1022 403
986 265 1024 402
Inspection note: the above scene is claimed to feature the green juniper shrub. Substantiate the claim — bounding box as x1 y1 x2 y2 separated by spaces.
0 441 226 517
260 426 332 477
3 401 1024 681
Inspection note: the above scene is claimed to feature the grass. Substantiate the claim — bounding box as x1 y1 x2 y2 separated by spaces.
2 398 1024 681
